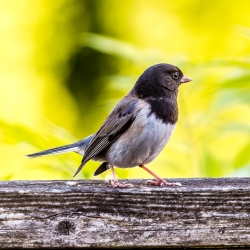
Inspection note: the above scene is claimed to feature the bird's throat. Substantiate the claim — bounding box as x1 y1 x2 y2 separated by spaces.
146 97 178 124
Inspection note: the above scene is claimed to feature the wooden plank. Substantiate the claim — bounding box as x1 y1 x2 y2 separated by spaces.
0 178 250 249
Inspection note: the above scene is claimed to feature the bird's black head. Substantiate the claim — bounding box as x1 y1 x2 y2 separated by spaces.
132 63 192 99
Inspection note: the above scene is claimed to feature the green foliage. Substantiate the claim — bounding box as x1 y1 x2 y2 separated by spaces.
0 0 249 180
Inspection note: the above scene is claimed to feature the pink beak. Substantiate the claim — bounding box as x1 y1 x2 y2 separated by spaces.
180 75 192 83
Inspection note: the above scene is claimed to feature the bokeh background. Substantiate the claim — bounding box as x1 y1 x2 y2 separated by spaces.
0 0 250 180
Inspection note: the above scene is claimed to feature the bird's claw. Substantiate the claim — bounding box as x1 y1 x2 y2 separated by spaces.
146 179 182 187
111 180 134 188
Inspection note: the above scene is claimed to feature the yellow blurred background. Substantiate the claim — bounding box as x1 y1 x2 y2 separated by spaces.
0 0 250 180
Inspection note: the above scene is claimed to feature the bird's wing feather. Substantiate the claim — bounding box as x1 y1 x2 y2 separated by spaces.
93 162 110 176
73 98 138 177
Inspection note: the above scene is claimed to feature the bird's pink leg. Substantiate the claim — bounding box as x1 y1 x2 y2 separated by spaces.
140 165 181 187
110 165 134 188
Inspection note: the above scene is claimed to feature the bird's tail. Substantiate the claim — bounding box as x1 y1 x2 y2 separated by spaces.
27 143 79 158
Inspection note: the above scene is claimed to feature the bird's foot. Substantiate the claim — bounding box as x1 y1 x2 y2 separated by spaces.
111 180 134 188
146 179 182 187
109 165 134 188
140 165 182 187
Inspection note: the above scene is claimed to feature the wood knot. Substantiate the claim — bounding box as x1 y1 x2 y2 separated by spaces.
57 220 75 235
218 227 226 234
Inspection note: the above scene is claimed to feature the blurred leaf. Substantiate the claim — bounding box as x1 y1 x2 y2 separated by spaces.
82 32 142 61
81 32 165 64
1 174 13 180
220 75 250 89
202 148 224 177
0 119 91 179
217 122 250 133
234 142 250 169
211 57 250 69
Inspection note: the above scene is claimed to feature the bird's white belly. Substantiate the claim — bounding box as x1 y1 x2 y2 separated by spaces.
106 111 176 167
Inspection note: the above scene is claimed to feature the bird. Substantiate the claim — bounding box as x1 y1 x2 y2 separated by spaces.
27 63 192 188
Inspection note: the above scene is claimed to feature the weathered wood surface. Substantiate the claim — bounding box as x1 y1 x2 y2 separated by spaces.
0 178 250 249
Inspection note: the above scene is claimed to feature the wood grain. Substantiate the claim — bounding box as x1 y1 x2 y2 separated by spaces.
0 178 250 249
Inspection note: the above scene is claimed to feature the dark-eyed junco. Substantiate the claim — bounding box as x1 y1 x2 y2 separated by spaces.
27 63 192 188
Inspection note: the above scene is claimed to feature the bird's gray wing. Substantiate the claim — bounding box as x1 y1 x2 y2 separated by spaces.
73 98 138 177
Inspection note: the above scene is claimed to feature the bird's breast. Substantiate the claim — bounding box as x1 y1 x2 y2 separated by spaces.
106 104 176 167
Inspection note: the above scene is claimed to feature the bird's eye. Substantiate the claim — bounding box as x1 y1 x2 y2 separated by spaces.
172 72 179 80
